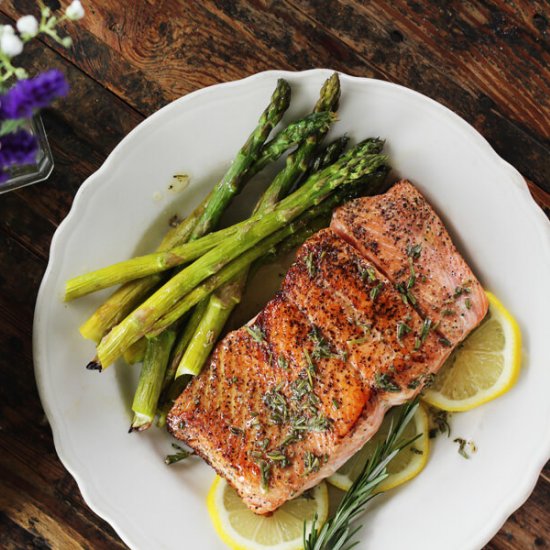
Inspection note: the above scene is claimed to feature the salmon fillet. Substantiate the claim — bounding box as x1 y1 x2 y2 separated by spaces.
331 180 488 345
167 180 488 514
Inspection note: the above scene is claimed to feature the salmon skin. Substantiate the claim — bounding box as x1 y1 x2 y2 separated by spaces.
167 180 488 514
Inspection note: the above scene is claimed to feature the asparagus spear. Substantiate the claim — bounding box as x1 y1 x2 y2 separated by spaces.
310 135 350 173
175 74 342 379
95 145 388 368
161 301 208 392
123 338 147 365
189 79 291 239
130 328 177 431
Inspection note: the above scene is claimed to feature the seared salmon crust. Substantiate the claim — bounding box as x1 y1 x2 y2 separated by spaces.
167 180 488 514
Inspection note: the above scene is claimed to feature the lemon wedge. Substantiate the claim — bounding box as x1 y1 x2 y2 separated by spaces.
207 476 328 550
328 403 429 492
422 291 521 412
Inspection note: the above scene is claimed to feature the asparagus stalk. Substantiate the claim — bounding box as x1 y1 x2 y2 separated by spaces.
174 74 342 379
80 275 163 343
130 328 177 431
96 145 388 368
175 284 239 377
189 79 291 239
161 301 208 391
66 223 243 301
310 135 350 173
123 338 147 365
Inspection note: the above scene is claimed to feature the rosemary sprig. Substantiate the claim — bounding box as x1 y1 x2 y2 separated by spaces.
303 400 420 550
164 443 193 465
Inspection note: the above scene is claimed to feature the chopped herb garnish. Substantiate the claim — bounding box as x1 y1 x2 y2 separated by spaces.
420 318 432 344
280 431 301 447
406 243 422 259
465 298 472 310
453 284 471 299
410 447 423 455
246 324 265 344
303 350 316 387
397 282 416 305
428 408 451 438
347 335 369 345
308 415 332 431
257 437 270 450
309 326 332 359
332 398 341 409
407 257 416 289
375 372 400 392
414 336 421 350
304 452 321 475
165 444 193 465
256 459 271 491
397 321 412 341
370 282 383 301
453 437 476 459
277 354 289 369
264 386 289 425
229 426 244 436
439 337 452 347
305 252 317 278
359 264 377 283
442 308 455 316
407 378 421 389
266 450 287 462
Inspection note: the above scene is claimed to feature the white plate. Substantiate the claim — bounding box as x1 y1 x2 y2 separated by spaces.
34 69 550 550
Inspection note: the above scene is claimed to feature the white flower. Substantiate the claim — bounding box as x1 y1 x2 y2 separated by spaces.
16 15 39 37
0 32 24 58
0 25 15 37
66 0 85 21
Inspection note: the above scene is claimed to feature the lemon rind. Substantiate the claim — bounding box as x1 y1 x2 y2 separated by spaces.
423 291 522 412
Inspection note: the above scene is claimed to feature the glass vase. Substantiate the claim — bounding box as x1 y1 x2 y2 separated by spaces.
0 115 54 194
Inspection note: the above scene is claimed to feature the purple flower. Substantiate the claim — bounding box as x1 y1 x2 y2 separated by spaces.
0 69 69 120
0 129 38 168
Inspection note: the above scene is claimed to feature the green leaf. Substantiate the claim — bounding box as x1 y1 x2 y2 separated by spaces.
0 118 30 136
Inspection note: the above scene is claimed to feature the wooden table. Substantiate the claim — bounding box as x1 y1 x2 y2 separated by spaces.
1 1 548 548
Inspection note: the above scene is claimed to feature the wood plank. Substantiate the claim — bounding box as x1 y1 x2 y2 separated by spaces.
2 0 292 115
486 472 550 549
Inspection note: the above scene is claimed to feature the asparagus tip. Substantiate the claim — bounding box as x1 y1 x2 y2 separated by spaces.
86 360 102 372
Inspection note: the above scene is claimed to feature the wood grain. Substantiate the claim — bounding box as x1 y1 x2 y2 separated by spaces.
0 1 548 549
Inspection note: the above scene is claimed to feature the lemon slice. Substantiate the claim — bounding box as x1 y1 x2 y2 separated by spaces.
422 291 521 412
328 403 429 492
207 476 328 550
